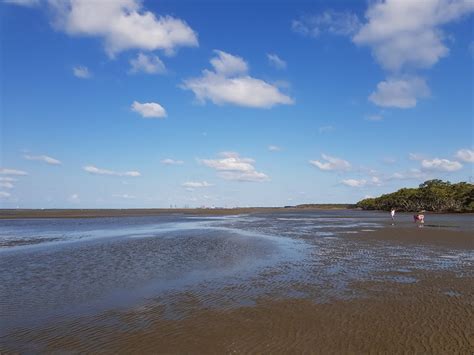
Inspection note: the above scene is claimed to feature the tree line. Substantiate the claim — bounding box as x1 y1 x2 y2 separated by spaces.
356 179 474 212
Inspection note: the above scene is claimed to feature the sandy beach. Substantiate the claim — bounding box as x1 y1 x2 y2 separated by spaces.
0 210 472 353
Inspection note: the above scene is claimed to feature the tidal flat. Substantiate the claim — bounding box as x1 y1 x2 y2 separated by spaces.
0 210 472 353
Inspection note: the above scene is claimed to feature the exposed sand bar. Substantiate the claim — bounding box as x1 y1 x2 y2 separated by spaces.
3 270 473 353
1 213 472 353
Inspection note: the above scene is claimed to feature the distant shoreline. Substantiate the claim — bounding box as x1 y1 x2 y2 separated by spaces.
0 205 353 219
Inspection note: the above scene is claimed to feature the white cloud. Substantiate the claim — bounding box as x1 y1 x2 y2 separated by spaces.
4 0 38 7
130 53 166 74
0 168 28 176
268 145 281 152
131 101 167 118
342 179 367 187
0 176 17 189
182 181 212 188
342 176 382 188
210 50 248 76
389 169 426 180
112 194 136 199
0 182 14 189
0 191 12 199
455 148 474 163
83 165 141 177
267 53 287 69
161 158 184 165
421 158 463 172
201 152 269 182
369 76 430 108
24 154 61 165
353 0 474 109
292 10 361 37
353 0 474 72
182 50 293 108
48 0 198 57
68 193 80 203
309 154 351 171
73 65 91 79
409 152 426 161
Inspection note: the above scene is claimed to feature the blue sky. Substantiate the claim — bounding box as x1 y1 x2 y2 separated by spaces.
1 0 473 208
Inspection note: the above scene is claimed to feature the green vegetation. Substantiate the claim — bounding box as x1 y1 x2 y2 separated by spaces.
357 180 474 212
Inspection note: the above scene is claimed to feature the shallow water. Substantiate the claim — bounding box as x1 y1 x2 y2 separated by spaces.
0 210 473 351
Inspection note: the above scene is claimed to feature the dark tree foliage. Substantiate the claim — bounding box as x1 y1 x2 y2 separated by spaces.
356 180 474 212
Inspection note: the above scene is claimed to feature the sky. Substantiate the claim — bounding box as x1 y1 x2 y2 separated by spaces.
0 0 473 208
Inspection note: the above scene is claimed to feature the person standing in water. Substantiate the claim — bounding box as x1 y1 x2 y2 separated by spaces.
390 208 396 225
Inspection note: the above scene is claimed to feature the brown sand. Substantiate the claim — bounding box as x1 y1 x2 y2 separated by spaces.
355 226 474 249
4 271 473 354
1 220 472 353
0 206 351 219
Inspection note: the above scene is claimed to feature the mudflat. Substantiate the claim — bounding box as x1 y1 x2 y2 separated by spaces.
1 210 472 353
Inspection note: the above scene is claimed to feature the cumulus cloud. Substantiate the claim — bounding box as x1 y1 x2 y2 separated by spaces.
23 154 61 165
83 165 141 177
455 148 474 163
68 193 80 203
73 65 91 79
342 179 367 187
112 194 136 199
353 0 474 72
0 191 12 198
353 0 474 109
268 145 281 152
0 176 16 189
389 168 426 180
0 168 28 176
130 53 166 74
421 158 463 172
0 182 14 189
181 50 293 108
369 77 430 108
292 10 361 37
200 152 269 182
161 158 184 165
182 181 212 188
309 154 351 171
267 53 287 69
210 50 248 76
49 0 198 57
48 0 198 57
342 176 382 188
409 152 426 161
131 101 167 118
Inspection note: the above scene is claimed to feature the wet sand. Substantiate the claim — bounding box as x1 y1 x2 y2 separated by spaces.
7 271 471 354
0 206 351 219
1 213 472 353
354 226 474 249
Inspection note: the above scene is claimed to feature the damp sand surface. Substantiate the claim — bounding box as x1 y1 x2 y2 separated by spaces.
0 210 473 353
